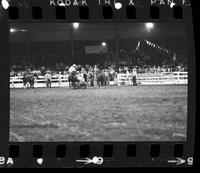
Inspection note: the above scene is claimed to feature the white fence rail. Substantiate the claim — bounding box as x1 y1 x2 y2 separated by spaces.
10 75 70 88
117 72 188 85
10 72 188 88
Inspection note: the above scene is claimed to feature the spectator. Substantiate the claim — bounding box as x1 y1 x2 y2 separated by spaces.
132 67 137 86
45 71 52 88
83 70 88 84
104 69 110 86
125 68 130 85
88 71 94 87
58 72 62 87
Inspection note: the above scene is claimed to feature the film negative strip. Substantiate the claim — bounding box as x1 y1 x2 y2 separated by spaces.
0 0 197 168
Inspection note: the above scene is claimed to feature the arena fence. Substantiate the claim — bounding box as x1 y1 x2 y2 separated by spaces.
117 72 188 86
10 72 188 88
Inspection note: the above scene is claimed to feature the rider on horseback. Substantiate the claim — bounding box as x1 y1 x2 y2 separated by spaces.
68 64 78 87
69 64 77 75
68 64 87 89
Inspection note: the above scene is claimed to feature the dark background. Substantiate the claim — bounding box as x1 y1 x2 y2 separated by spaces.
191 0 200 168
0 0 198 167
9 23 187 68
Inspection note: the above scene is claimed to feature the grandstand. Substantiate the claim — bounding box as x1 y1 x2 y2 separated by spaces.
10 22 188 88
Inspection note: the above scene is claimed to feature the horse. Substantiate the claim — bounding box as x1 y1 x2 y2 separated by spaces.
22 73 39 89
68 71 79 88
68 71 87 89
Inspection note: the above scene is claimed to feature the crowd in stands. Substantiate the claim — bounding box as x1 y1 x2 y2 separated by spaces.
10 52 188 77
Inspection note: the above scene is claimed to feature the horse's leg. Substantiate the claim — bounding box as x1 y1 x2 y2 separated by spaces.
68 78 71 88
30 80 32 89
25 82 28 89
23 82 26 89
72 82 75 89
32 81 34 89
35 79 37 88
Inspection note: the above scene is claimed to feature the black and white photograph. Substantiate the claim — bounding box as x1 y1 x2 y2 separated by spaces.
9 22 188 142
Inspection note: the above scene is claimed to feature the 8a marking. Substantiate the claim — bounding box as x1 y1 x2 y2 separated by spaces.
0 157 14 165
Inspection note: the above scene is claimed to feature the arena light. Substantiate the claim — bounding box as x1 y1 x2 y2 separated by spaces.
73 22 79 30
145 23 154 30
1 0 9 10
114 2 122 10
102 42 107 47
10 28 16 33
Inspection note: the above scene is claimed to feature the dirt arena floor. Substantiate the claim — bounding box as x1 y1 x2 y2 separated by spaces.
10 85 187 142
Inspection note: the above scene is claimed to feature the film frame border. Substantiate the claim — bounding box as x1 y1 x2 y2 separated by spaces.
0 0 196 168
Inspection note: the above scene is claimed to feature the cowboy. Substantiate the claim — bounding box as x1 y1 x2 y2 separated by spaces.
132 67 137 86
125 68 130 85
69 64 77 74
58 71 62 87
83 70 88 83
45 70 52 88
104 69 110 86
88 70 94 87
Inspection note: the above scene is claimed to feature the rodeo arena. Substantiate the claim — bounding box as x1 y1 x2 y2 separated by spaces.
10 23 188 142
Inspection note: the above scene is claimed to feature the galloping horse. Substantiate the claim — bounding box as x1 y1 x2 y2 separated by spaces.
22 73 39 89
